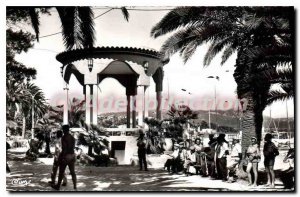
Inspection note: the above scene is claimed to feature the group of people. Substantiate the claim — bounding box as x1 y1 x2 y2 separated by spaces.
164 133 233 181
162 133 281 188
245 134 279 188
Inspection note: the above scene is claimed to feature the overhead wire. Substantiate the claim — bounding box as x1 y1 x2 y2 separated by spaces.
38 7 172 39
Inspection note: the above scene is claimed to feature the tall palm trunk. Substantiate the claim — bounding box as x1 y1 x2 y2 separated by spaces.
22 115 26 139
253 93 267 146
240 97 257 158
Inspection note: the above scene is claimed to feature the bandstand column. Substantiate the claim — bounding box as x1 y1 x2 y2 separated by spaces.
152 67 164 121
132 95 137 128
92 85 98 125
63 84 69 125
85 85 91 125
126 95 131 128
144 86 149 118
156 91 162 120
137 86 144 127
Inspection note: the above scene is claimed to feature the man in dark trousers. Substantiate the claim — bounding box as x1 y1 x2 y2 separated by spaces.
137 130 148 171
215 134 229 181
52 125 77 190
207 134 217 179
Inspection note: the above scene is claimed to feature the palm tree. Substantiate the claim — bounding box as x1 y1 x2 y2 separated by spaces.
7 7 95 50
23 83 48 138
7 6 130 50
6 81 48 138
151 7 293 153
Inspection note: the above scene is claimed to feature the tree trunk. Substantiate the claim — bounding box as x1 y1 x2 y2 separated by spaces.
22 115 26 139
254 107 264 147
240 97 257 158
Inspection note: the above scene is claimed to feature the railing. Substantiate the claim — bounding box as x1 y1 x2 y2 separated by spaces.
70 127 141 137
105 128 140 136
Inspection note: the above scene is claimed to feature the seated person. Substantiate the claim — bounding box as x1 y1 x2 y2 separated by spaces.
183 146 197 176
165 143 183 174
26 135 43 161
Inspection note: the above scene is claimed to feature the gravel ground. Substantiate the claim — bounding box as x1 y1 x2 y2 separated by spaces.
6 150 294 192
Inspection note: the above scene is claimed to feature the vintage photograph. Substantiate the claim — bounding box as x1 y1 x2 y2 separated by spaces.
6 6 295 191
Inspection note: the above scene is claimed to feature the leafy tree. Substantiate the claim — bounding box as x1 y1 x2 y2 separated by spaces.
165 104 198 139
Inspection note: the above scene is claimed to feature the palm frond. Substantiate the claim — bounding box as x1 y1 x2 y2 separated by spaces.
221 43 237 65
181 40 199 64
120 7 129 22
160 25 222 62
267 90 293 105
56 7 76 50
28 8 40 41
203 36 234 66
151 7 205 38
78 7 95 48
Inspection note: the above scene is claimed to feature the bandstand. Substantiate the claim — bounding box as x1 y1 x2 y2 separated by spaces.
56 47 168 128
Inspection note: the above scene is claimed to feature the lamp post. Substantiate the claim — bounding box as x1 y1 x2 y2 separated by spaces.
181 89 193 139
31 92 40 139
207 76 219 130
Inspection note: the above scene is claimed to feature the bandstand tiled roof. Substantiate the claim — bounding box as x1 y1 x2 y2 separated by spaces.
56 46 169 66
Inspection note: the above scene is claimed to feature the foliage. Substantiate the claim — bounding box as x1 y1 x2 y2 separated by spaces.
143 117 165 154
165 104 198 140
48 97 85 128
76 123 109 157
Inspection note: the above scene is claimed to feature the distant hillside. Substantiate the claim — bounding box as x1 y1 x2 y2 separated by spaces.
99 109 294 132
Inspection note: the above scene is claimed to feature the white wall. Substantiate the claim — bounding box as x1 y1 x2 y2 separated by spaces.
108 136 138 165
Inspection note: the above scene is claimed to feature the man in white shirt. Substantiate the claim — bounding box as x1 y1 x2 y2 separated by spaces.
228 139 242 167
227 139 242 182
171 144 182 173
215 134 229 181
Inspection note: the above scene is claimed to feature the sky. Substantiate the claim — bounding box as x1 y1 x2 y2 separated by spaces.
14 6 294 118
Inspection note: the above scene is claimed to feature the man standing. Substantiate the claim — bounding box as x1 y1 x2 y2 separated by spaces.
263 133 279 188
215 134 229 181
49 130 67 186
137 130 148 171
52 125 77 190
207 134 217 179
